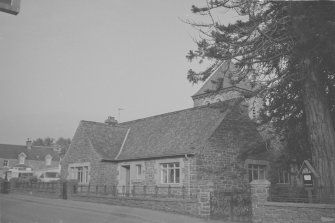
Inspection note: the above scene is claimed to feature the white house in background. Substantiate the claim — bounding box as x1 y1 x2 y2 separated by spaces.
0 139 60 180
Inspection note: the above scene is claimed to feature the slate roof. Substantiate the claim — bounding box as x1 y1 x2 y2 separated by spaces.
0 144 60 161
192 62 254 98
75 99 252 161
116 103 233 160
77 121 129 160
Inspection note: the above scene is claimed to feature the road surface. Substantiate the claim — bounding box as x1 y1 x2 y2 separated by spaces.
0 194 223 223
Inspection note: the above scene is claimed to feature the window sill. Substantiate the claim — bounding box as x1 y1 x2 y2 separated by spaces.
78 183 90 185
131 179 143 183
157 183 183 188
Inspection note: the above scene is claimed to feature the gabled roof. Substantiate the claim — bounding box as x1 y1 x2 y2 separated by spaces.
116 103 234 160
76 121 129 160
192 62 253 98
298 160 319 178
75 99 249 161
0 144 60 161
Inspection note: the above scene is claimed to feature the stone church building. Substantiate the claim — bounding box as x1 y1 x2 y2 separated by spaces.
61 62 269 193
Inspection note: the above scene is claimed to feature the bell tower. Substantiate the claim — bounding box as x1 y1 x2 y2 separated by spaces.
191 62 262 120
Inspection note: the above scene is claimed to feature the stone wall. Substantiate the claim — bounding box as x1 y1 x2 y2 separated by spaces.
95 162 118 186
60 128 117 186
251 180 335 223
9 181 63 199
197 182 213 218
195 110 259 191
262 202 335 223
115 157 197 197
192 89 263 121
193 90 243 107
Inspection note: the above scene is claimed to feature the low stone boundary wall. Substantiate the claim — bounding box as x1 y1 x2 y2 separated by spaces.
69 194 198 216
10 188 62 199
9 181 62 199
251 180 335 223
262 202 335 223
7 180 79 200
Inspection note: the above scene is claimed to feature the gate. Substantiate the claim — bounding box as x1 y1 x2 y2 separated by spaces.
0 180 10 194
62 181 67 199
210 188 252 222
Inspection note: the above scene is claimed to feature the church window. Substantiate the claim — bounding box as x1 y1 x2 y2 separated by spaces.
278 169 290 184
248 164 266 182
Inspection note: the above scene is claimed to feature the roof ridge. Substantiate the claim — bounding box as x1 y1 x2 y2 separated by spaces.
118 103 220 126
192 62 226 96
80 120 108 126
31 145 55 149
0 143 54 149
0 143 25 147
80 120 129 129
80 99 240 128
0 143 59 149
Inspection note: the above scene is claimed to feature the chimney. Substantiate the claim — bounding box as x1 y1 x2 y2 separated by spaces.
26 138 32 150
105 116 118 126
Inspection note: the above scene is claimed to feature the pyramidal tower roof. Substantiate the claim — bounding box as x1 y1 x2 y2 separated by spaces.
192 62 253 98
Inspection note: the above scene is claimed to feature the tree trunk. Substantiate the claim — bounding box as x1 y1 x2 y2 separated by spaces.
302 59 335 200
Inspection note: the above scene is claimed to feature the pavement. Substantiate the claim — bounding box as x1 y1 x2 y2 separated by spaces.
0 194 227 223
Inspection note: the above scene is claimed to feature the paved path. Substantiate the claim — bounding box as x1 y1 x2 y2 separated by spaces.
0 194 225 223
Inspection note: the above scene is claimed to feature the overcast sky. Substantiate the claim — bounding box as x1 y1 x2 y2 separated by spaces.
0 0 236 145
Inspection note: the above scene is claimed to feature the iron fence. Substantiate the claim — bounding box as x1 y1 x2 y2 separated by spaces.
74 184 197 199
268 185 335 204
11 181 197 200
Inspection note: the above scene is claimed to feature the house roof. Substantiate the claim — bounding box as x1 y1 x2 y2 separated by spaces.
116 102 234 160
77 121 129 160
0 144 60 161
192 62 254 98
76 99 249 161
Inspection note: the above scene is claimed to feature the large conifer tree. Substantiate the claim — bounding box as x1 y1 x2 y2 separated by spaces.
187 1 335 198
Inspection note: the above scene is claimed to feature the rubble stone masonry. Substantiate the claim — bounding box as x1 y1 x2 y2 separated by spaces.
251 180 335 223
